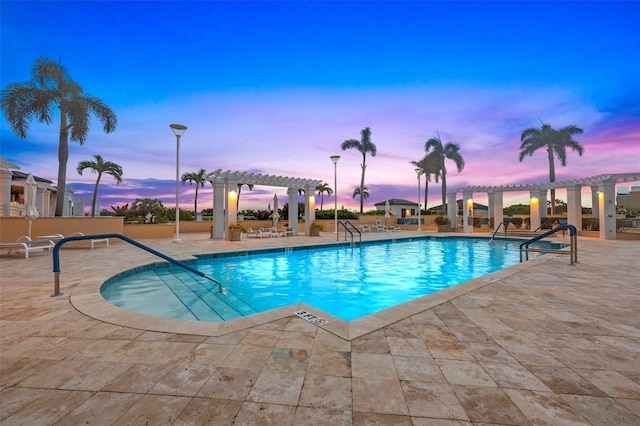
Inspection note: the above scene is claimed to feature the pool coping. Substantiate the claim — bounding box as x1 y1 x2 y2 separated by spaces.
70 234 563 341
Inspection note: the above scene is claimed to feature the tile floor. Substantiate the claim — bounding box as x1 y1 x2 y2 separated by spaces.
1 231 639 425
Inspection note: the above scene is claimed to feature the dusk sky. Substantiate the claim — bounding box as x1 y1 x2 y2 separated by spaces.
1 1 639 213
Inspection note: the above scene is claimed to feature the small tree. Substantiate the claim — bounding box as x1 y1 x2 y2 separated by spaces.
315 182 333 210
341 127 377 213
129 198 167 223
181 168 208 215
77 154 123 216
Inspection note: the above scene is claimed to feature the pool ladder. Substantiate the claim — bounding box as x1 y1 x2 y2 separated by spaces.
337 220 361 246
519 225 578 265
51 233 225 297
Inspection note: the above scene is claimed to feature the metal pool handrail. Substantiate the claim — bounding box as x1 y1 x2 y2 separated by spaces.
51 233 224 297
489 221 509 242
337 220 361 245
519 224 578 265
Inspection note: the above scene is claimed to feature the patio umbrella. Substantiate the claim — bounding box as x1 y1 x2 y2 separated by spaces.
25 174 39 238
272 194 280 228
385 200 390 227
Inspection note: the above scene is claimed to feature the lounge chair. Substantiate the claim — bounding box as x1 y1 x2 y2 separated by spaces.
386 224 401 231
246 228 271 238
360 225 372 233
374 220 387 232
0 236 54 259
39 232 110 249
70 232 110 249
265 227 280 237
280 227 295 237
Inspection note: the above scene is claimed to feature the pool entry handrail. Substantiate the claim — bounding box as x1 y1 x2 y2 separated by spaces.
489 221 510 242
337 220 361 245
51 233 224 297
519 224 578 265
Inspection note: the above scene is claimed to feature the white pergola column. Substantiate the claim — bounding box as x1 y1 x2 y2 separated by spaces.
487 190 494 225
567 184 582 230
304 184 314 236
529 189 542 231
447 192 457 228
599 180 617 240
590 185 600 219
288 187 299 235
63 187 74 217
0 169 11 217
226 179 239 240
492 191 504 231
463 191 473 233
538 191 548 221
212 180 225 239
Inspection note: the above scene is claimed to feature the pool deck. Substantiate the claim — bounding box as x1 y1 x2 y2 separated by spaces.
1 231 639 425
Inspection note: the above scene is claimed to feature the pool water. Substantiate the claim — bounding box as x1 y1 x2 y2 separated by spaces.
101 237 560 322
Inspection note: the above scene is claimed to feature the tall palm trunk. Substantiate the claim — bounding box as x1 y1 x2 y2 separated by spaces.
55 112 69 217
423 175 429 211
359 154 367 213
194 186 199 215
90 175 102 217
441 161 448 214
547 148 556 215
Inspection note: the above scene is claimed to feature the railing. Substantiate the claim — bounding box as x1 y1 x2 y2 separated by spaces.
489 221 510 242
534 218 562 232
519 225 578 265
51 233 224 297
337 220 361 245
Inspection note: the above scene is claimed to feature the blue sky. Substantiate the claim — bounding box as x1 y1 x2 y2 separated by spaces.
1 1 639 212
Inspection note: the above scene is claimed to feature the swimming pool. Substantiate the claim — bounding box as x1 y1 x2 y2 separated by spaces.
101 237 562 322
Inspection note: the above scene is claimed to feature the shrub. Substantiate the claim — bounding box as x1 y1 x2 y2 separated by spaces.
434 216 450 225
229 222 245 231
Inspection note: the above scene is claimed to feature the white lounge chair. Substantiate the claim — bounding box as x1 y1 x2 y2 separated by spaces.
38 232 109 249
246 228 271 238
279 227 295 237
0 236 54 259
360 225 372 233
265 227 280 237
70 232 110 249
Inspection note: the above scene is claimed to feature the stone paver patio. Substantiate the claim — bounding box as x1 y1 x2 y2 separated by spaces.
1 231 639 425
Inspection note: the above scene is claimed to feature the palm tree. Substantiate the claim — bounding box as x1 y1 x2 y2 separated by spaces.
76 155 123 217
410 152 441 211
341 127 377 213
237 183 254 210
1 56 117 216
352 186 370 202
315 182 333 210
181 168 208 215
519 119 584 214
424 131 465 214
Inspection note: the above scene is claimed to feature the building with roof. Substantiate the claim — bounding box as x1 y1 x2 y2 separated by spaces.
0 157 86 217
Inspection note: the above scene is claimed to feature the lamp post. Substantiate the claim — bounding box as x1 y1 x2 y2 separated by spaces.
330 155 341 241
415 168 423 231
170 124 187 242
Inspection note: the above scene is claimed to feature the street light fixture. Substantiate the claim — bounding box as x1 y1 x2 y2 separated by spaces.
170 124 187 243
330 155 341 241
415 168 423 231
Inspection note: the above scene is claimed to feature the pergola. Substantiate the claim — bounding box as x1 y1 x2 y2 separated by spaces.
206 170 322 240
448 173 640 240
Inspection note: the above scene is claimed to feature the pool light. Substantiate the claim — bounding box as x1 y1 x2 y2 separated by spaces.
170 123 187 243
415 168 423 231
330 155 340 240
